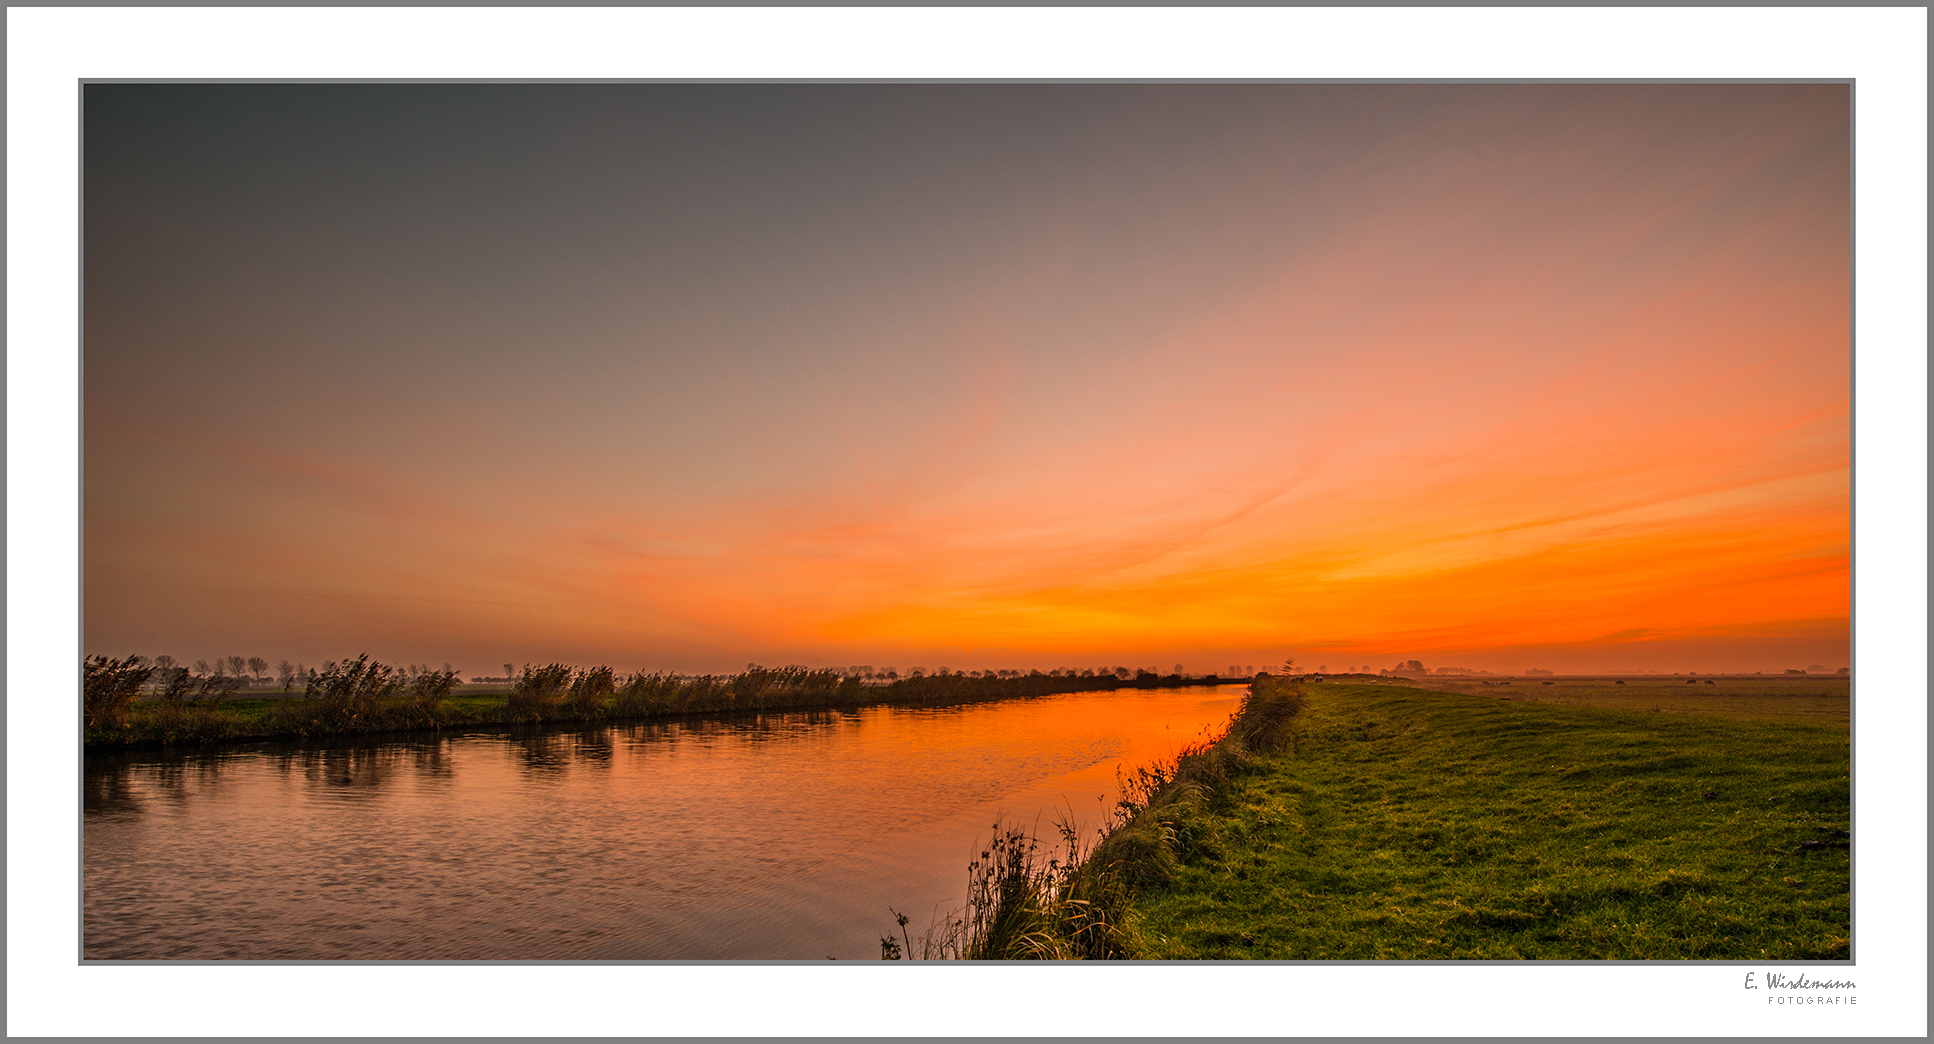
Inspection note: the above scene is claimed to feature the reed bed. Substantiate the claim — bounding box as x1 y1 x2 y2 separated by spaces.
81 656 1247 749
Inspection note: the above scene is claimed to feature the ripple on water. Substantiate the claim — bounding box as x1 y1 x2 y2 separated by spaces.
83 685 1244 959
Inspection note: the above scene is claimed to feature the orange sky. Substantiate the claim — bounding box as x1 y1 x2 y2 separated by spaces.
83 84 1849 675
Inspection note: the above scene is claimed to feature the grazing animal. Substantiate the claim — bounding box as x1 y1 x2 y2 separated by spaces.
1706 680 1716 685
1687 679 1698 685
1615 680 1625 685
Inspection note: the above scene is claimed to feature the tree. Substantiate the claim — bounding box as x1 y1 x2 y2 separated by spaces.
225 655 248 680
248 656 269 682
1280 658 1297 676
276 660 296 691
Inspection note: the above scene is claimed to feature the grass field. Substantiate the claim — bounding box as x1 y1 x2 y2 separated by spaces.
1125 681 1850 960
1402 674 1849 727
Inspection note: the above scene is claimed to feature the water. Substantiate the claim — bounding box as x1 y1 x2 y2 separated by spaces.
83 685 1243 960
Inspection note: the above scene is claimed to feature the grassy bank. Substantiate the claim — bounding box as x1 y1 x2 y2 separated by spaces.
1124 681 1850 959
909 678 1849 960
900 676 1309 959
82 656 1245 749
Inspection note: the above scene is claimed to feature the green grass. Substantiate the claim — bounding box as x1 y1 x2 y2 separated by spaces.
904 677 1311 961
1402 674 1849 726
1125 683 1850 960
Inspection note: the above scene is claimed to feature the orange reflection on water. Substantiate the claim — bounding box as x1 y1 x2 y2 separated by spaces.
84 685 1244 959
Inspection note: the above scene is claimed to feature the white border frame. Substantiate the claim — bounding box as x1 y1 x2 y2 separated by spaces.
10 7 1925 1038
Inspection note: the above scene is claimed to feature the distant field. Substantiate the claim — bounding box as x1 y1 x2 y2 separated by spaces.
1128 682 1850 960
1386 675 1850 727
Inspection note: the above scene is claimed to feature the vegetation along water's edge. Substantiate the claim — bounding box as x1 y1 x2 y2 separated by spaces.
901 677 1849 960
81 655 1249 749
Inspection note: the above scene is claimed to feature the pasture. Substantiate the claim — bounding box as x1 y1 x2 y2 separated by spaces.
1126 681 1850 960
1398 674 1849 727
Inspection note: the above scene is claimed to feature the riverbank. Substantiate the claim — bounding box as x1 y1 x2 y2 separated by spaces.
82 661 1247 750
904 674 1309 959
912 678 1851 960
1121 681 1850 959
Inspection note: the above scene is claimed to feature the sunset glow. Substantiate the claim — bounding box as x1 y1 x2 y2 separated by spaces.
83 83 1850 674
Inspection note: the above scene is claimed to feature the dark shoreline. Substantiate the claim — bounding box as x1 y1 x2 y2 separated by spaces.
82 670 1254 752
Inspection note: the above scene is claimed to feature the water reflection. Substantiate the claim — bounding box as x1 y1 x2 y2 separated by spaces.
83 686 1244 960
571 728 614 765
515 729 573 778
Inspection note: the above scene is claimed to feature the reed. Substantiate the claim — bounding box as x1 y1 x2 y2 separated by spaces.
404 667 461 722
905 817 1137 960
565 665 616 718
506 663 574 719
84 656 1246 749
83 655 153 731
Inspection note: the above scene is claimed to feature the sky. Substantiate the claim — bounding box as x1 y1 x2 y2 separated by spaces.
82 83 1851 676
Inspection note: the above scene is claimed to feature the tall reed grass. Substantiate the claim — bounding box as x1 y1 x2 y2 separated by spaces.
84 656 1244 748
84 655 153 730
254 657 462 738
